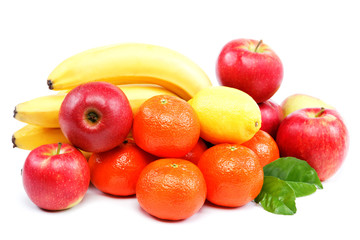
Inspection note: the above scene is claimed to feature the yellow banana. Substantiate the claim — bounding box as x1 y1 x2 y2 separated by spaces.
12 124 92 159
121 84 178 113
12 124 70 150
47 43 212 100
14 85 178 128
14 94 65 128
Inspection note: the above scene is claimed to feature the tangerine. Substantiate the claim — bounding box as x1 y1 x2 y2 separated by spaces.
133 95 200 157
182 138 208 165
88 139 156 196
242 130 280 167
136 158 207 221
198 143 263 207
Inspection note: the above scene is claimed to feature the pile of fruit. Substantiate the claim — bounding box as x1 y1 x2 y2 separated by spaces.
13 39 349 219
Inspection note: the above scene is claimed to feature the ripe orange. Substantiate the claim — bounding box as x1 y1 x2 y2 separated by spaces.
182 138 208 165
133 95 200 157
242 130 280 167
88 139 156 196
198 143 263 207
136 158 207 221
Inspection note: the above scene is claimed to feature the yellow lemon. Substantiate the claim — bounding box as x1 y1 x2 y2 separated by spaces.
190 86 261 144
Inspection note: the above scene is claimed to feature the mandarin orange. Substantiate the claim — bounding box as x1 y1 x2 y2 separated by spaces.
88 139 156 196
136 158 207 221
242 130 280 167
198 143 263 207
133 95 200 157
182 138 208 165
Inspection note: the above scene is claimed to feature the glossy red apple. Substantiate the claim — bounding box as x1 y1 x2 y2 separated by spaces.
59 81 133 153
276 108 349 181
216 39 283 103
258 99 283 139
22 143 90 210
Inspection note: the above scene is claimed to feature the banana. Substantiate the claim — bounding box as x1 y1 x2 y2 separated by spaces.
14 94 66 128
12 124 92 159
12 124 70 150
47 43 212 100
120 84 178 113
14 85 178 128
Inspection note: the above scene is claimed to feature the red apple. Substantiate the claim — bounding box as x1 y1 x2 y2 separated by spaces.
258 99 284 139
216 39 284 103
276 108 349 181
59 81 133 153
22 143 90 210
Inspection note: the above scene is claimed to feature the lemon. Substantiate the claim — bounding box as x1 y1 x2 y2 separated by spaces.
189 86 261 144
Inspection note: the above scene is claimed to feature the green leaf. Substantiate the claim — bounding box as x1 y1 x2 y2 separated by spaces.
286 182 317 198
255 176 297 215
263 157 323 197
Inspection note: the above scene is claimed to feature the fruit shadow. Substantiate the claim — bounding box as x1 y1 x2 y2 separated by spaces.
203 199 255 211
87 183 136 200
37 208 68 214
135 199 210 223
204 200 234 210
136 205 192 223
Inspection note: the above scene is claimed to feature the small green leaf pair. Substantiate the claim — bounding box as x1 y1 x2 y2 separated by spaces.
255 157 323 215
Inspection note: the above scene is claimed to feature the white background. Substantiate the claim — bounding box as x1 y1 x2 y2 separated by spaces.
1 0 359 239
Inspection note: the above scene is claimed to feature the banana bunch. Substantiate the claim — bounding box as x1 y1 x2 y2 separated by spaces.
47 43 212 100
13 42 212 151
12 125 92 159
13 85 178 150
13 124 70 150
14 85 178 128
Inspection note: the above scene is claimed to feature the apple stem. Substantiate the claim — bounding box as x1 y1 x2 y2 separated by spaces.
56 142 62 155
254 40 263 52
315 107 326 117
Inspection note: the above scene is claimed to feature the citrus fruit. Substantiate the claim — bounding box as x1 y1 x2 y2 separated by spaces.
242 130 280 167
182 138 208 165
88 139 156 196
197 143 263 207
189 86 261 144
133 95 200 157
136 158 207 221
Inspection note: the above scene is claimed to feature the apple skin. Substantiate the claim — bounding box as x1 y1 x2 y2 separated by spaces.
276 108 349 181
281 93 335 118
22 143 90 210
258 99 283 139
216 39 283 103
59 82 133 153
